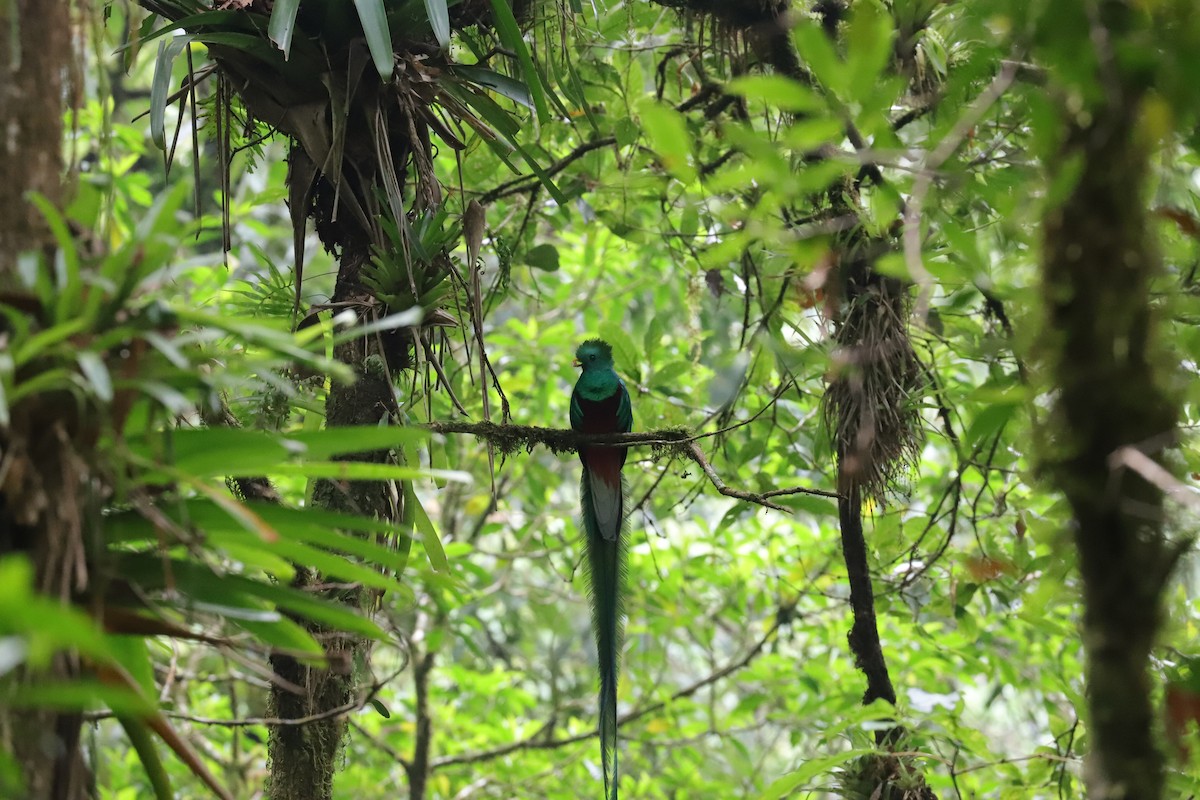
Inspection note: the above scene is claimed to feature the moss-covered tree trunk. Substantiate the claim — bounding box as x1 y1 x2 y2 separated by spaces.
267 241 400 800
1041 6 1179 798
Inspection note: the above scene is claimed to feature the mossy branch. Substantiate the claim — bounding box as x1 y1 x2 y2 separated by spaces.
424 421 840 511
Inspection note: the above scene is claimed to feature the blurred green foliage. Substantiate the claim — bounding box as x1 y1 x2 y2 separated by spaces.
4 0 1200 799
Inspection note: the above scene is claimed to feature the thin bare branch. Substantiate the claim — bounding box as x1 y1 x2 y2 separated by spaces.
423 421 841 508
904 60 1018 321
431 609 790 769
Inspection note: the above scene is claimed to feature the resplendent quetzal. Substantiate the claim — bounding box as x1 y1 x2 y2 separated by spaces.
570 339 632 800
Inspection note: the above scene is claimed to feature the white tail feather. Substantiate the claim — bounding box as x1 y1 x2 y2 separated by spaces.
588 470 622 541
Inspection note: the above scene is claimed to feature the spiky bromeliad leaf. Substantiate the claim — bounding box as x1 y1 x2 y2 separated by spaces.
353 0 394 79
424 0 450 48
486 0 549 123
267 0 302 58
363 206 461 308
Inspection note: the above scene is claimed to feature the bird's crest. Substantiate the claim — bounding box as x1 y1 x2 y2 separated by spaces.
576 338 614 364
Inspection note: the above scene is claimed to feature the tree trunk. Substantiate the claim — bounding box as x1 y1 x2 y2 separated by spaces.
0 3 89 799
267 241 401 800
0 0 69 279
1041 7 1178 798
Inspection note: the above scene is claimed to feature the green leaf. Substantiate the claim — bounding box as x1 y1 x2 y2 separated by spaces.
791 19 845 97
524 243 560 271
759 749 876 799
267 0 302 59
964 401 1019 451
286 426 431 459
13 317 87 367
638 100 696 184
726 75 823 113
598 321 639 373
150 36 188 154
109 637 157 698
25 194 82 326
119 715 173 800
271 461 471 483
511 142 570 206
408 484 450 573
451 65 533 110
846 0 895 101
441 79 522 136
353 0 394 80
120 556 388 639
614 116 638 148
235 618 323 658
154 429 290 479
424 0 450 49
76 352 113 403
2 681 152 714
486 0 550 123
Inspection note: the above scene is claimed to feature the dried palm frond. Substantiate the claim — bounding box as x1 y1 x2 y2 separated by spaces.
822 237 925 503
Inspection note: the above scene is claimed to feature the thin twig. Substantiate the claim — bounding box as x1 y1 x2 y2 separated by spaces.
431 609 790 768
423 421 841 508
904 61 1018 322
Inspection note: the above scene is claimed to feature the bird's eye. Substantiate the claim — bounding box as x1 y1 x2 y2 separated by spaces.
590 354 596 361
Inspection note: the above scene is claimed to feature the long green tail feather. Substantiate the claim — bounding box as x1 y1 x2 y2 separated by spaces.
581 471 626 800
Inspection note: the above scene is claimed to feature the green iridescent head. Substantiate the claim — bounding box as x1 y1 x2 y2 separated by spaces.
574 339 614 371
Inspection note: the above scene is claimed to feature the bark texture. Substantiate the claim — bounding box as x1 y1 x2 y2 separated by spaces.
267 242 401 800
1041 7 1178 798
0 3 89 799
0 0 69 279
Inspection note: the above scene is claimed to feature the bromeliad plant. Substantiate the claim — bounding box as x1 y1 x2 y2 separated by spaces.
137 0 564 336
0 182 459 798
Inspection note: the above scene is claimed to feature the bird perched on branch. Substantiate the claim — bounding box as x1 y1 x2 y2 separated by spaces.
570 338 632 800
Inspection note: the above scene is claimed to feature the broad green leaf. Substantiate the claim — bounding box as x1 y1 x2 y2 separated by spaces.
846 0 895 101
271 461 471 483
76 352 113 403
726 75 823 113
108 638 158 698
286 425 431 459
119 556 387 639
144 428 291 480
964 401 1019 451
638 101 696 184
2 681 152 714
598 321 639 373
512 141 571 206
13 317 87 367
235 617 323 658
441 79 522 136
209 531 403 594
25 194 82 325
791 19 845 96
524 243 560 271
